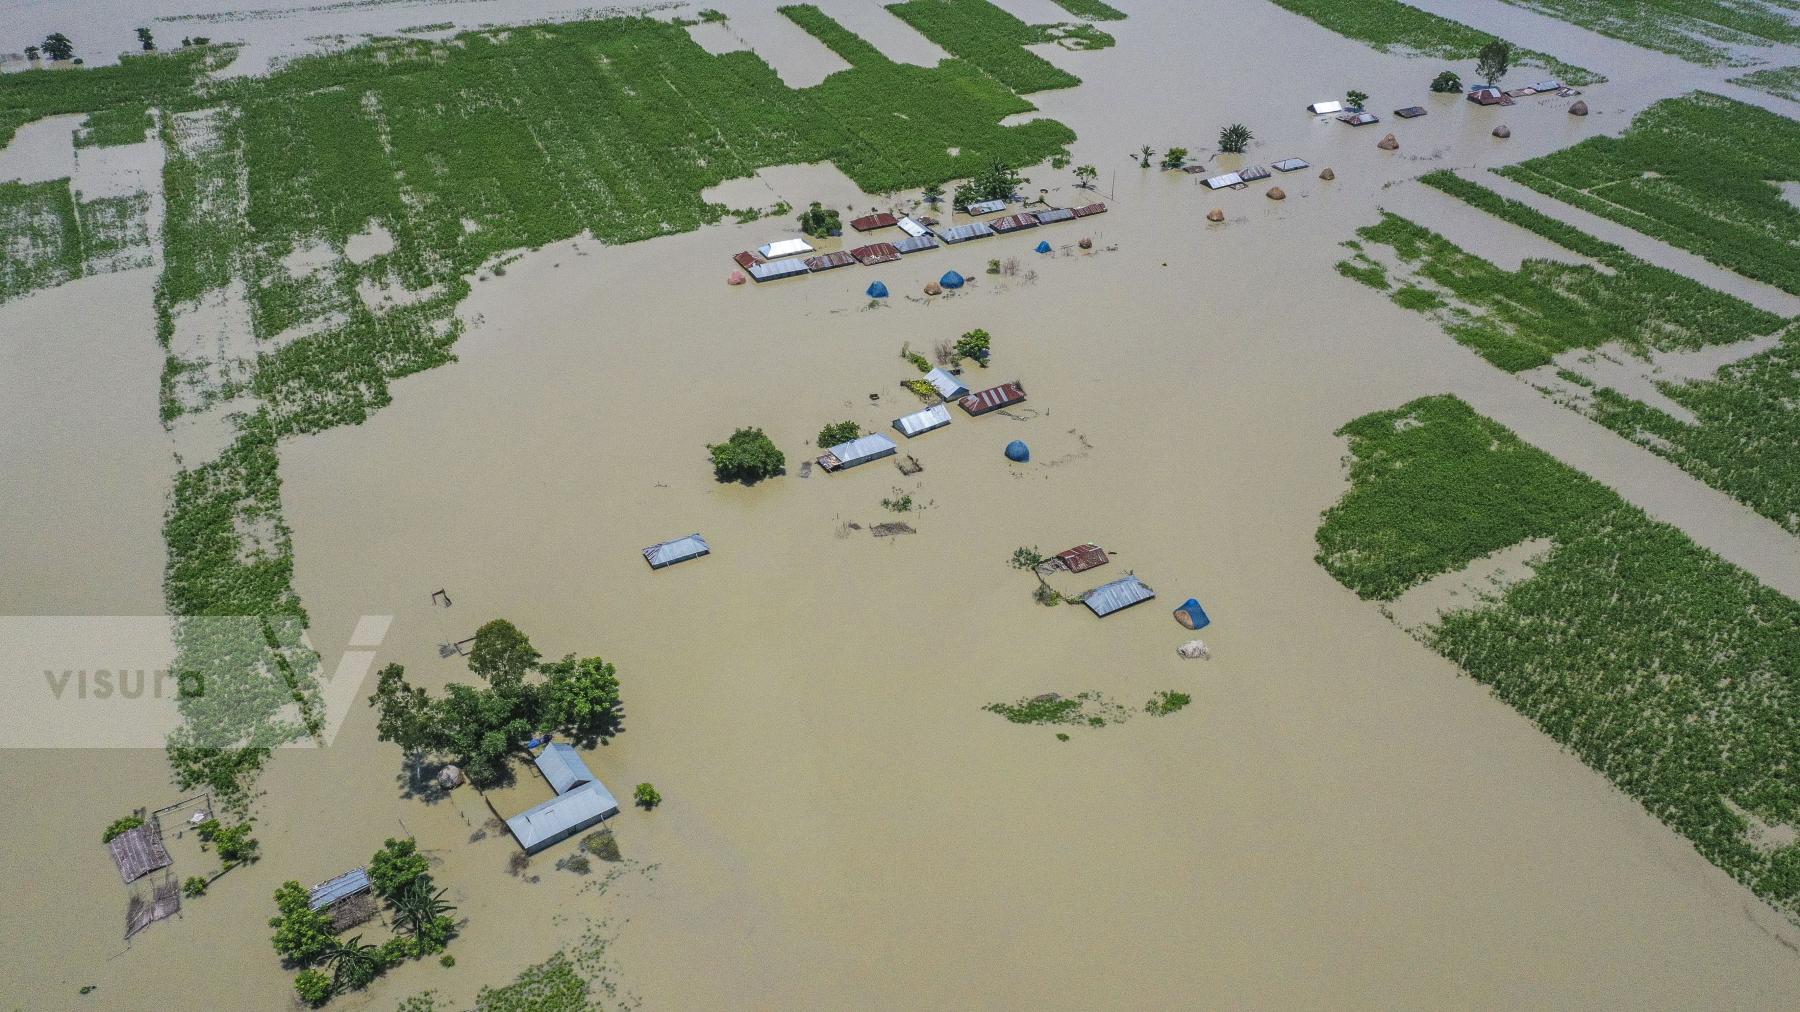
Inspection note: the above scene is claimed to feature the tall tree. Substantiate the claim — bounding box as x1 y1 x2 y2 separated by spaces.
136 27 155 51
540 655 621 739
1074 164 1097 189
367 663 433 756
1477 40 1511 86
466 619 538 690
41 33 74 61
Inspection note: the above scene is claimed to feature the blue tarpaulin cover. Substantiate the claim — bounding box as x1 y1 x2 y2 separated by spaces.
866 281 888 298
1034 240 1052 253
939 270 965 289
1174 598 1211 630
1005 440 1030 461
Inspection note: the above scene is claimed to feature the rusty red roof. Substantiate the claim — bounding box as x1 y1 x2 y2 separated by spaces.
959 382 1026 416
1071 203 1108 217
989 213 1040 233
1056 543 1109 574
850 212 898 232
804 251 856 272
732 251 759 270
850 242 902 265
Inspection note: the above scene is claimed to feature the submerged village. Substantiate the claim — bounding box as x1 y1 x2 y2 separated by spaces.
5 0 1800 1008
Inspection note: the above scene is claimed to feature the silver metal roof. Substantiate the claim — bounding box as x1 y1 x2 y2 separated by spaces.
893 234 939 254
644 533 709 569
535 743 595 795
1272 158 1310 171
757 237 813 258
1083 575 1156 617
939 222 994 243
894 404 952 438
1308 100 1343 115
924 368 968 399
1204 172 1243 189
309 868 371 910
748 257 809 281
1033 207 1075 223
897 216 930 237
963 199 1007 215
1238 164 1271 181
825 433 898 467
506 780 619 854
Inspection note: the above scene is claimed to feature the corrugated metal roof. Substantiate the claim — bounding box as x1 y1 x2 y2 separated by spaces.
819 433 898 471
535 743 595 795
850 212 897 231
1238 165 1271 181
1531 80 1562 92
506 780 619 854
1308 100 1343 115
939 222 994 243
804 251 856 272
1272 158 1310 171
960 383 1026 416
1084 574 1155 617
924 368 968 399
758 238 814 258
748 257 809 281
989 213 1039 233
850 242 902 265
893 235 938 254
1204 172 1244 190
644 533 709 569
732 251 758 270
1056 543 1109 573
897 216 930 238
963 199 1007 215
894 404 952 438
1071 202 1107 217
1033 207 1075 224
1393 106 1427 119
309 868 371 911
1338 111 1379 125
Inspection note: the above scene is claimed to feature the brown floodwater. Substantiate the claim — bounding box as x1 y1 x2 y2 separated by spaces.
4 1 1800 1009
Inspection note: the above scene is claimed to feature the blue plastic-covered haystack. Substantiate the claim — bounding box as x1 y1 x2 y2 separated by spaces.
940 270 965 289
1034 239 1052 254
1174 598 1211 630
866 280 888 298
1004 440 1030 462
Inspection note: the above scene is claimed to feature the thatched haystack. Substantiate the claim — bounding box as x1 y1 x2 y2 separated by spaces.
1319 167 1335 180
924 281 942 295
1376 133 1399 150
1492 124 1511 138
1266 187 1286 200
726 271 746 286
1206 208 1225 222
1569 100 1588 116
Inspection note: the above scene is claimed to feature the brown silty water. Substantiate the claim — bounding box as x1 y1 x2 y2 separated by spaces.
3 1 1800 1008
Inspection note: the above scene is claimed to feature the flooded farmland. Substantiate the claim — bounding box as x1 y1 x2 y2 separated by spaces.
3 1 1799 1009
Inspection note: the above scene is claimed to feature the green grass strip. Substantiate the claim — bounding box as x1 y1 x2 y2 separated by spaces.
1263 0 1601 84
1498 0 1800 68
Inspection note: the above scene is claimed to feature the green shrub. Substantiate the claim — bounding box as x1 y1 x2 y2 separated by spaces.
954 329 991 365
1145 690 1191 715
270 881 337 966
634 782 662 809
1430 69 1462 92
102 815 144 843
817 421 859 447
370 837 430 899
294 969 331 1006
183 875 209 898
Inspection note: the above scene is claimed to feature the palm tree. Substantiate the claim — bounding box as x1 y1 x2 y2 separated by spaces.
322 935 382 995
392 876 455 938
1074 165 1097 189
1137 145 1154 168
1218 123 1253 154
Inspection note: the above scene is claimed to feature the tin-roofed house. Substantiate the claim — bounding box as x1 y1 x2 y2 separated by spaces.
506 781 620 855
1237 164 1271 182
1033 206 1076 224
818 433 898 472
1307 100 1344 115
963 198 1008 215
309 867 377 930
893 234 939 254
1082 574 1155 617
850 211 898 232
896 216 931 238
939 222 995 244
1204 172 1244 190
850 242 902 265
804 251 856 272
758 237 814 259
747 257 809 282
534 743 595 794
1070 202 1107 217
643 533 710 569
894 404 952 438
1056 543 1109 574
989 213 1040 233
960 382 1026 416
924 368 969 400
1272 158 1310 172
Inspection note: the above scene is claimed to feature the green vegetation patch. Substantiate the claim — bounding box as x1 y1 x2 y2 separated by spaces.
474 953 592 1012
0 178 82 302
1498 0 1800 67
884 0 1087 91
1319 394 1800 924
1730 64 1800 102
1144 690 1191 715
0 46 227 149
1263 0 1599 84
1047 0 1126 20
1347 172 1785 372
985 690 1129 727
1499 93 1800 296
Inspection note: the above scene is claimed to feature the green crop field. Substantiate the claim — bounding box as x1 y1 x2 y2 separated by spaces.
1498 0 1800 67
0 6 1110 803
1340 172 1784 372
1047 0 1127 20
1263 0 1601 84
1730 63 1800 101
1499 93 1800 297
884 0 1091 92
1350 171 1799 535
1319 395 1800 925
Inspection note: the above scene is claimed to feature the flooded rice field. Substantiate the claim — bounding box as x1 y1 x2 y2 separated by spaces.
3 1 1799 1008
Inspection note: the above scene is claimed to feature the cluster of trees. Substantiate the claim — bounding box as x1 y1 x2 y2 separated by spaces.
796 201 840 238
816 420 859 447
954 160 1024 207
274 838 456 1005
708 427 784 482
367 620 623 786
22 29 216 62
954 329 992 366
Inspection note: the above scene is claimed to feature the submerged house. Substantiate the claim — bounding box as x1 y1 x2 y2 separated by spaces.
897 216 932 238
893 234 939 254
1203 172 1244 190
1467 86 1509 106
1070 202 1107 217
989 213 1040 233
1272 157 1310 172
757 237 814 259
850 242 902 265
1033 206 1076 225
643 533 710 569
1237 164 1271 182
818 433 898 472
1338 111 1379 126
804 251 855 272
506 743 620 855
894 403 952 438
1307 100 1344 115
747 257 809 282
1083 574 1155 617
939 221 995 244
1393 106 1427 119
963 198 1007 215
850 211 898 232
924 367 969 400
959 382 1026 416
1056 543 1109 574
308 868 376 930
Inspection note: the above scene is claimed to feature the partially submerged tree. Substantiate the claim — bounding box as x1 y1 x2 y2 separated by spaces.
1346 89 1369 110
707 426 784 482
953 161 1023 207
23 45 39 61
1430 70 1463 93
796 201 839 238
136 27 155 51
634 782 662 809
1074 164 1097 189
1160 146 1189 170
1137 144 1154 168
1477 40 1511 86
368 838 430 899
954 329 991 366
816 420 860 447
41 32 74 61
466 618 538 690
921 181 944 207
1218 123 1253 154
